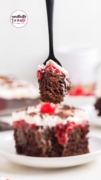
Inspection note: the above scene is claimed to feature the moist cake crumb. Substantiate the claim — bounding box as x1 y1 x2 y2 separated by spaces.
37 60 71 104
13 103 89 157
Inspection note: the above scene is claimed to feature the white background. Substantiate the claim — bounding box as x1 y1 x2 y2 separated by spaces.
0 0 100 81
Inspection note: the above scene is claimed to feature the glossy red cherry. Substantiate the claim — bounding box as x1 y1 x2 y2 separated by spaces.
37 69 45 80
13 120 27 130
75 87 84 95
79 120 88 131
30 124 36 129
40 103 56 114
57 132 69 145
66 122 75 134
54 123 70 145
69 87 95 96
85 92 95 96
46 65 61 73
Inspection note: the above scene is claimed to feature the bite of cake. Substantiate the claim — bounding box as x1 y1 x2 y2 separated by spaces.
37 60 71 104
13 103 89 157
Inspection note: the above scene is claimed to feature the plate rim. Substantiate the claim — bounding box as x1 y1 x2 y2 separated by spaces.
0 131 101 161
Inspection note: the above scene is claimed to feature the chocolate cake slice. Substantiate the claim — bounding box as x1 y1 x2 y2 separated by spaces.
37 60 71 104
94 98 101 116
0 75 40 115
13 103 89 157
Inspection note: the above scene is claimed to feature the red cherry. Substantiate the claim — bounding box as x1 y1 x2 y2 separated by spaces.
57 132 69 145
69 88 84 96
66 122 76 134
37 69 45 80
13 120 27 129
46 65 61 73
54 123 70 145
40 103 56 114
85 92 95 96
67 126 74 134
75 87 83 95
69 87 95 97
46 65 53 71
80 120 88 131
30 124 36 129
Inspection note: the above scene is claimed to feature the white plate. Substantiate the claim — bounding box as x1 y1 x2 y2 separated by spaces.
0 116 12 125
0 131 101 168
82 105 101 127
63 96 95 108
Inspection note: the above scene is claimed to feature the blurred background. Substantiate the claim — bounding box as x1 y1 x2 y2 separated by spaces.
0 0 101 81
0 0 101 123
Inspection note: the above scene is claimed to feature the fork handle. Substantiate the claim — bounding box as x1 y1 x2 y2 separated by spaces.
45 0 55 58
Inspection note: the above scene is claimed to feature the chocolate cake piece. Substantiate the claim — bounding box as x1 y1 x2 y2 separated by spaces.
37 60 71 104
0 75 40 115
0 121 12 131
13 103 89 157
94 98 101 116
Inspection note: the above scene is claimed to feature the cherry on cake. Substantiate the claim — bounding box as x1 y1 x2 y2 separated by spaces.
37 60 71 104
13 103 89 157
0 75 39 114
69 85 95 97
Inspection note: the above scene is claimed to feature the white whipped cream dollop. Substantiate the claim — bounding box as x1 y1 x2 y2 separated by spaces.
12 104 89 127
0 75 39 99
38 60 69 76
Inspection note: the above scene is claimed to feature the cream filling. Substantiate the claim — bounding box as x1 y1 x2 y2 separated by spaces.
0 85 39 99
0 77 39 99
12 106 89 127
38 60 69 76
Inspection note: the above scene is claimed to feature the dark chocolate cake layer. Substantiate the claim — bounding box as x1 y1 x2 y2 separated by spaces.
14 125 89 157
94 98 101 116
39 71 71 104
0 97 40 115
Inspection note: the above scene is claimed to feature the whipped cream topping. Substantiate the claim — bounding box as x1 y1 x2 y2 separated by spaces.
12 104 89 127
38 60 69 76
0 75 39 99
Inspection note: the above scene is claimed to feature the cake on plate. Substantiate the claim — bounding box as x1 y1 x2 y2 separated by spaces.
0 75 40 115
13 103 89 157
69 85 95 97
94 88 101 116
57 47 98 97
37 60 71 104
94 97 101 116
